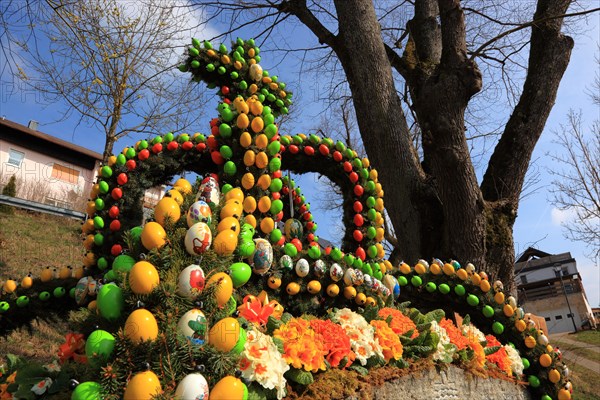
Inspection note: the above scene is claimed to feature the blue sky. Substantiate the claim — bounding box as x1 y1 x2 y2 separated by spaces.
0 4 598 307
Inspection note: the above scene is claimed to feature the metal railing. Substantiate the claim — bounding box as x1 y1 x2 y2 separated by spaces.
0 194 86 220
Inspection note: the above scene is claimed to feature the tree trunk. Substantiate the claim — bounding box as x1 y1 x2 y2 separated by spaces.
332 0 437 263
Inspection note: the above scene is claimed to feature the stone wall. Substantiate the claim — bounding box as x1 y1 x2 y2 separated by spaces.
346 366 530 400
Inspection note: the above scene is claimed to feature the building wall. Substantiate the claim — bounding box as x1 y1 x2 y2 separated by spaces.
0 140 99 210
516 261 577 285
523 292 593 334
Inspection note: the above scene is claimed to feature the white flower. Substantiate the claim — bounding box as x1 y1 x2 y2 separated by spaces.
430 320 455 362
44 360 61 373
461 323 486 343
504 345 524 376
330 308 384 365
31 378 52 395
240 329 289 399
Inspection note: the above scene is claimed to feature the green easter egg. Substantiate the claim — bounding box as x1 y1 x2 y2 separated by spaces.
97 283 123 321
229 262 252 288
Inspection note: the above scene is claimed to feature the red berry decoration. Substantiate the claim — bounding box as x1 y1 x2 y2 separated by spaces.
207 136 218 150
282 187 289 195
211 151 224 165
349 172 359 184
210 118 219 127
211 125 219 136
196 142 206 151
276 236 286 246
275 211 284 221
117 173 128 185
304 146 315 156
298 204 307 214
111 244 122 256
306 221 315 231
108 206 120 219
353 201 363 213
289 145 299 154
354 214 364 227
110 219 121 232
125 160 136 171
356 246 366 261
111 188 123 200
151 143 163 154
272 192 281 200
291 238 303 252
138 149 150 160
272 170 282 178
343 161 352 173
353 230 363 242
182 141 194 151
223 97 231 104
303 212 312 221
333 151 343 162
308 233 315 242
319 144 329 156
167 141 179 151
221 86 230 95
354 185 364 197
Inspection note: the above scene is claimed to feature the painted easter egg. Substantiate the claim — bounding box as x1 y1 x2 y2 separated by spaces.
196 177 220 206
314 259 327 277
295 258 310 277
251 238 273 275
284 218 303 239
184 222 212 255
279 255 293 271
177 264 206 298
177 309 208 345
330 263 344 282
174 373 209 400
187 200 213 227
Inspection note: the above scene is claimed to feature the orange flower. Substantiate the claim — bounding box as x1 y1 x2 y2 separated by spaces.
378 308 418 339
273 318 327 372
0 372 17 400
310 319 356 368
370 320 403 362
439 318 469 351
469 339 486 370
485 335 512 376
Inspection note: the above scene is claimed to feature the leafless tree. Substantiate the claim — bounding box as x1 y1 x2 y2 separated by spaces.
2 0 212 161
549 108 600 260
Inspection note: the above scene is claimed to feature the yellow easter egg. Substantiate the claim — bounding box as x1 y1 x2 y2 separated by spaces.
221 54 231 64
558 389 571 400
251 116 264 133
234 60 242 69
129 261 160 295
257 196 271 214
84 234 95 251
173 178 192 194
86 201 96 217
243 150 256 167
515 319 526 332
503 304 514 317
243 196 257 213
167 189 184 205
233 97 249 114
375 198 384 211
218 216 241 233
257 174 271 190
154 197 181 226
83 252 96 268
244 214 257 228
548 368 560 383
255 134 268 149
90 183 100 199
344 286 357 299
87 300 97 311
249 99 263 115
82 219 95 234
210 376 247 400
206 272 234 307
539 353 552 367
241 173 255 190
414 263 427 275
213 230 238 256
255 152 268 168
123 371 162 400
40 267 53 282
107 155 117 166
494 291 505 305
480 279 491 293
3 279 17 293
141 221 167 250
376 243 385 258
248 48 255 57
208 317 240 352
249 84 258 95
443 263 455 276
225 187 244 202
260 217 275 234
240 132 252 148
21 274 33 289
399 263 412 275
524 335 536 349
236 113 250 129
456 268 468 280
59 266 71 280
375 228 385 242
124 309 159 343
220 200 243 220
370 169 378 181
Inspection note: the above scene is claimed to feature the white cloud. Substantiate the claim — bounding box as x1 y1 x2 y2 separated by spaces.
551 207 574 226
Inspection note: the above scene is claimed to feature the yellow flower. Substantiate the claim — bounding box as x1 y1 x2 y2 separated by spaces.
370 320 403 362
273 318 327 373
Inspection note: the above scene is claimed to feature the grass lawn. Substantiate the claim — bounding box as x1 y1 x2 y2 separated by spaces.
0 208 82 279
571 330 600 346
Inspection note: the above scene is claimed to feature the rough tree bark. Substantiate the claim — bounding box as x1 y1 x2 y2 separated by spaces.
279 0 575 294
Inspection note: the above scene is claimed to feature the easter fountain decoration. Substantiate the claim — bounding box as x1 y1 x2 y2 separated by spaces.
0 38 573 400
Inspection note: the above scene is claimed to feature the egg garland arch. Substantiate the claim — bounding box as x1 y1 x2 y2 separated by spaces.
0 38 571 400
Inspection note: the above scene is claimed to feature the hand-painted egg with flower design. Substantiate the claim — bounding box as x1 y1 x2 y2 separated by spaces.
251 238 273 275
174 373 209 400
187 200 212 227
295 258 310 277
343 268 357 286
177 264 206 298
184 222 212 256
314 259 327 277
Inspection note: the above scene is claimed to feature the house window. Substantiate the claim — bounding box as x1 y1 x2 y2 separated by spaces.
566 313 574 318
544 317 551 322
7 149 25 167
51 164 79 184
555 315 563 320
